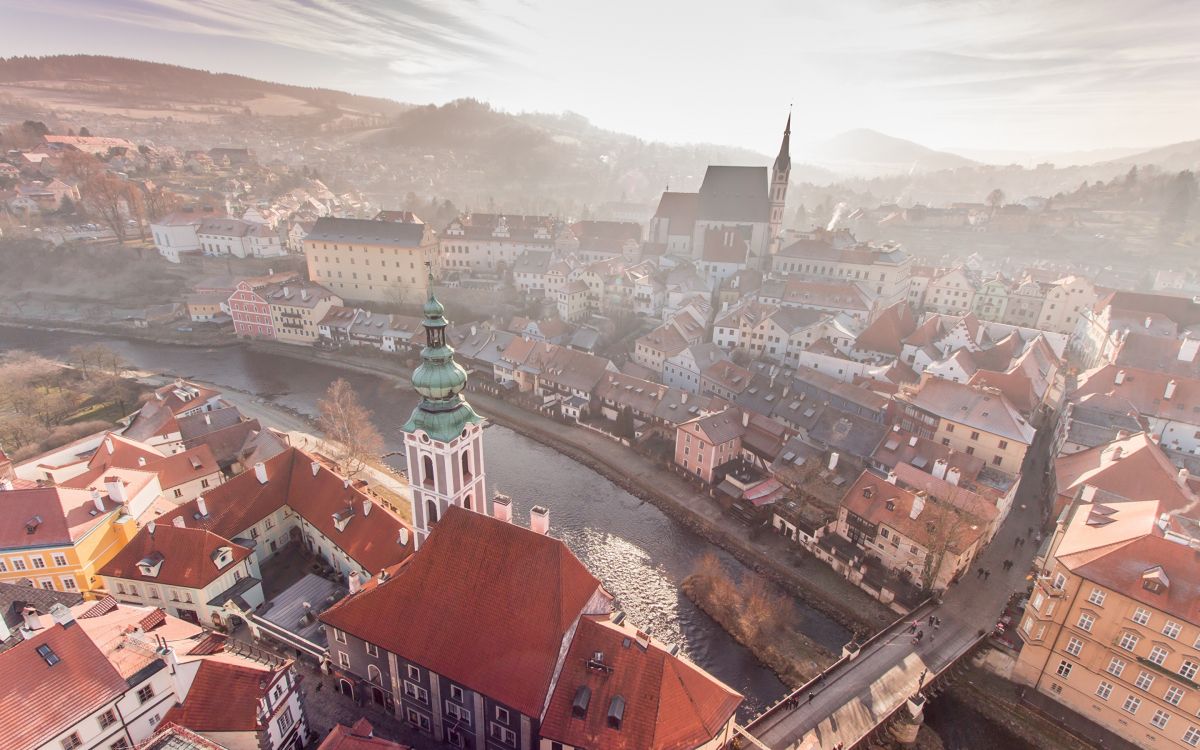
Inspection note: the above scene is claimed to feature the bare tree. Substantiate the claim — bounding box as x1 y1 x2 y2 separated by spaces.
317 378 384 476
81 172 131 243
986 188 1005 211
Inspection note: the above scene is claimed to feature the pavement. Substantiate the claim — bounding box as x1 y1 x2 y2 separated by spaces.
746 424 1056 749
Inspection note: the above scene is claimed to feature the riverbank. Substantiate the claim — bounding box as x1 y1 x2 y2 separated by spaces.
1 319 893 633
681 565 835 688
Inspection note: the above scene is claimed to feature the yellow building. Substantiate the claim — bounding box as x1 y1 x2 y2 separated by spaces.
304 216 437 305
0 479 148 596
1014 500 1200 749
262 281 343 346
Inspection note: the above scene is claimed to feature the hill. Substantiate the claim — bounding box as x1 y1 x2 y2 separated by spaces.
1108 138 1200 172
806 128 976 176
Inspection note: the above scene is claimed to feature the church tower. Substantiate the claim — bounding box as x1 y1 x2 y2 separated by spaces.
768 111 792 255
402 267 488 547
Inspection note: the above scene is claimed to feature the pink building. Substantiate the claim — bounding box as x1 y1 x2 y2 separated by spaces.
229 280 275 339
674 407 744 483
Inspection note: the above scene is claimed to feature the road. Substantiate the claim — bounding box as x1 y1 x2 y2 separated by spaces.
747 425 1055 749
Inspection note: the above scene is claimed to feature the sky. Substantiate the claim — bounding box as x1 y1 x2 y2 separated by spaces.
1 0 1199 156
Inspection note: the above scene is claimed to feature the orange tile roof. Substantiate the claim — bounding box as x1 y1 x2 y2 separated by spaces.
0 623 128 749
163 658 282 732
840 470 988 554
1055 432 1197 512
541 617 740 750
99 524 252 589
321 507 604 718
0 485 119 548
319 719 410 750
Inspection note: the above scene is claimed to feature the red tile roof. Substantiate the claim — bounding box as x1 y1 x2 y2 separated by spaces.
0 485 118 548
321 507 604 718
541 617 740 750
0 623 128 749
158 448 414 574
318 719 410 750
1055 432 1197 512
163 658 282 732
99 524 252 589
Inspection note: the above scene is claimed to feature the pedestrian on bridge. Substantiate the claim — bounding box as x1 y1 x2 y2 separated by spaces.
808 692 815 704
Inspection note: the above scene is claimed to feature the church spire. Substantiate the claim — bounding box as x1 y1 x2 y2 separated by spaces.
774 109 792 173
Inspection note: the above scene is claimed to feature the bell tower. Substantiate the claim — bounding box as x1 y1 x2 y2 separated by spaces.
402 266 487 547
769 111 792 255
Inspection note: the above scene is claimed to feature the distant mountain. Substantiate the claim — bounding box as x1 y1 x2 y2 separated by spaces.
805 128 976 176
952 146 1150 168
1107 139 1200 172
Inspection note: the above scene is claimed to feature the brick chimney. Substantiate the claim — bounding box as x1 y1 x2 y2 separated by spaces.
530 505 550 535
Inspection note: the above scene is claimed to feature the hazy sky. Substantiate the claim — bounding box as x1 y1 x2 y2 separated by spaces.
2 0 1198 155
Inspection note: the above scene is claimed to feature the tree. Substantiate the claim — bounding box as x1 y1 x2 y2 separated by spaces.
317 379 384 476
80 172 131 243
143 185 181 221
986 188 1005 210
78 126 91 137
59 150 104 184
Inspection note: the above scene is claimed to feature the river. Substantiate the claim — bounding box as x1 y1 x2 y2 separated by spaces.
0 325 844 719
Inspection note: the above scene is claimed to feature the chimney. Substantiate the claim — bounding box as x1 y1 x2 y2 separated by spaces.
1081 484 1098 502
0 478 12 491
909 492 926 520
1179 468 1191 488
1165 380 1177 400
104 476 126 505
172 516 185 528
493 494 513 523
197 496 209 517
886 471 898 485
1111 446 1124 461
931 458 948 480
254 462 268 484
1114 369 1126 385
348 571 362 595
828 452 840 471
398 527 410 546
311 461 320 477
530 505 550 535
301 289 310 302
946 467 962 487
204 413 211 425
137 456 146 467
148 521 157 536
282 285 290 297
362 499 372 517
91 489 105 513
1145 316 1152 329
105 436 114 454
741 411 750 428
681 392 689 404
908 436 918 447
22 607 40 631
1179 337 1200 363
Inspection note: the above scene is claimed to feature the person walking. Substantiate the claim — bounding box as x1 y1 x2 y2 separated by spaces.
808 692 815 704
983 569 991 580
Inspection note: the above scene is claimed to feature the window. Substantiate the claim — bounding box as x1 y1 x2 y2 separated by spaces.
31 556 45 569
445 701 472 726
1088 588 1107 606
407 664 421 681
1096 681 1113 700
1066 637 1084 657
1135 671 1155 690
1185 726 1200 746
111 741 131 750
200 478 210 488
333 628 347 644
0 560 6 573
970 431 980 441
403 681 429 704
1108 657 1127 677
992 455 1003 465
1056 660 1073 678
489 723 517 746
1151 709 1171 730
1077 612 1095 632
365 642 378 657
99 708 117 728
278 707 295 734
52 553 68 567
406 709 431 731
12 559 26 571
1164 621 1183 640
1053 573 1067 590
1123 694 1141 714
1149 646 1169 665
137 685 155 704
61 733 83 750
495 706 510 724
1133 607 1151 626
1118 632 1140 651
1165 686 1186 706
1181 660 1199 681
998 440 1009 449
450 684 465 702
338 651 350 668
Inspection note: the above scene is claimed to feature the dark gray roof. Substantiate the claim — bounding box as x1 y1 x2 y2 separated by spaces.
808 407 889 460
697 166 769 223
0 581 84 653
177 406 244 443
306 217 426 246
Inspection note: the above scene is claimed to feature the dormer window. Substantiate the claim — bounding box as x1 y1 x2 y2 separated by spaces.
211 546 233 569
1142 566 1169 593
137 552 164 578
332 506 355 532
607 695 625 730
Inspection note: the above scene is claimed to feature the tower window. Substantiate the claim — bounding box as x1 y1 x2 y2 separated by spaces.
426 499 439 527
422 456 434 488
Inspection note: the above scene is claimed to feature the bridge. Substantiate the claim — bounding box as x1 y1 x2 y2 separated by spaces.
735 427 1053 749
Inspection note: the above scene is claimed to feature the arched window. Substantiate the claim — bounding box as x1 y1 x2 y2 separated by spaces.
422 455 434 488
464 494 473 511
368 664 383 685
426 499 439 527
461 450 472 480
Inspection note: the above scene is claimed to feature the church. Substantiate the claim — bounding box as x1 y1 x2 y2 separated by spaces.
647 114 791 268
320 275 743 749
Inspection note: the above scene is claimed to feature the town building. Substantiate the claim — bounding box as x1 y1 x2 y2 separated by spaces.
675 408 745 483
262 281 343 346
439 214 556 275
305 216 438 305
771 233 913 308
1036 276 1098 335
